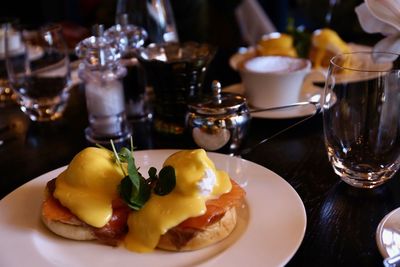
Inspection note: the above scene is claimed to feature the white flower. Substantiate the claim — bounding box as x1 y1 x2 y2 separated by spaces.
355 0 400 55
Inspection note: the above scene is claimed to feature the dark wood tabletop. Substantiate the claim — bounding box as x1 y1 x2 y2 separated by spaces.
1 49 399 267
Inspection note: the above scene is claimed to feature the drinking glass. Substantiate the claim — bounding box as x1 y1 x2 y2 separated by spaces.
115 0 178 44
323 51 400 188
5 24 71 121
137 42 216 134
0 18 18 105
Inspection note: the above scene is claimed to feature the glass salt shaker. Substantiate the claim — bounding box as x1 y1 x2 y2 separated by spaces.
75 25 131 145
105 14 152 122
186 81 251 155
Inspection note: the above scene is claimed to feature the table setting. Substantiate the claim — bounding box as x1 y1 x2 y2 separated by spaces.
2 0 400 266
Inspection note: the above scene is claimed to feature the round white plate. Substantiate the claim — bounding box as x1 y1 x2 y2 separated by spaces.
376 207 400 259
229 43 372 74
223 81 322 119
0 150 307 267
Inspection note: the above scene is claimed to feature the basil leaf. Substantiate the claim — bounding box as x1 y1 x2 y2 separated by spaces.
148 167 158 183
119 176 137 209
116 148 128 164
117 147 151 210
119 175 151 210
154 165 176 196
119 147 140 193
116 145 176 210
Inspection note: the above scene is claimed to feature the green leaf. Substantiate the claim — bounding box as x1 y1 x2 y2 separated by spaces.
148 167 158 183
154 165 176 196
119 147 140 193
119 175 151 210
117 147 151 210
117 147 130 161
116 144 176 210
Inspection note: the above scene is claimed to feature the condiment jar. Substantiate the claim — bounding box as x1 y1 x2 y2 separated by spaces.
186 81 251 155
75 25 131 145
104 15 152 122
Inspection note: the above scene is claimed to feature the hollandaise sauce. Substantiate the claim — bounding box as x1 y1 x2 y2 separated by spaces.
124 149 232 252
312 28 350 68
54 147 126 228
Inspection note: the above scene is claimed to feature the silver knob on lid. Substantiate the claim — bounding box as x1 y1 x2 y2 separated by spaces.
212 80 222 104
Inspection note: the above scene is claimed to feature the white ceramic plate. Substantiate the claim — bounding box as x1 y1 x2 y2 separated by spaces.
223 80 322 119
376 207 400 259
229 43 372 74
0 150 307 267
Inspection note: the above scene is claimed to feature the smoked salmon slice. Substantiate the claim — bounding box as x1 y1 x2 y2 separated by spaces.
177 179 246 229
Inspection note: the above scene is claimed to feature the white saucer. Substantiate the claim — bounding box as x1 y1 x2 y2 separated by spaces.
376 207 400 259
223 82 322 119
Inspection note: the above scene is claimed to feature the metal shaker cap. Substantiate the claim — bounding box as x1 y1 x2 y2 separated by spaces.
188 81 248 116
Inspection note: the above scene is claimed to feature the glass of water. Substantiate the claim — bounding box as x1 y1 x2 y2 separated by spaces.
323 51 400 188
5 23 71 121
0 18 18 105
115 0 178 44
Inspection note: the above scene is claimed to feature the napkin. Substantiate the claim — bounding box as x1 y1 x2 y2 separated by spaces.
355 0 400 60
235 0 276 45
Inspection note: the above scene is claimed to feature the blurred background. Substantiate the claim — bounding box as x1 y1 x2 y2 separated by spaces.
0 0 381 50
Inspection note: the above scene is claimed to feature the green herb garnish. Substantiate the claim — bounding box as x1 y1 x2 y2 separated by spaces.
101 140 177 211
153 166 176 196
286 18 311 59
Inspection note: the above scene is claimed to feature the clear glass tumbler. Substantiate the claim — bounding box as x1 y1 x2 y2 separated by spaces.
115 0 178 44
137 42 215 134
5 24 71 121
0 18 18 105
323 51 400 188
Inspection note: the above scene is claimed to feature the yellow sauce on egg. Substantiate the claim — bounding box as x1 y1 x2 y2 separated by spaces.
54 147 126 228
257 32 298 57
52 147 232 253
311 28 350 68
124 149 232 252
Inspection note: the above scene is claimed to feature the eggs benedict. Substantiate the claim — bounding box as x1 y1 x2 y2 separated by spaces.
41 147 246 252
309 28 350 68
41 147 130 245
256 32 298 58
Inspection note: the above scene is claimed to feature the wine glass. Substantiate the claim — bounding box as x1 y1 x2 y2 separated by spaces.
323 51 400 188
5 23 72 121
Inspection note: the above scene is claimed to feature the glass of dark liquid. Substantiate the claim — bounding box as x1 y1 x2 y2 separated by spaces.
5 24 71 121
137 42 216 134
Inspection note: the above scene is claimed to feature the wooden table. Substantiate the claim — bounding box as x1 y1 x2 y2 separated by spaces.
1 50 399 267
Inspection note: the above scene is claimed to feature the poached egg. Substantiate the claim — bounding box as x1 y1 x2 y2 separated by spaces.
124 149 232 252
54 147 126 228
53 148 232 252
311 28 350 68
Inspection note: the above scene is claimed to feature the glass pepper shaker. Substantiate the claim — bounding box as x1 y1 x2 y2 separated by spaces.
75 25 131 145
186 81 251 155
105 14 152 122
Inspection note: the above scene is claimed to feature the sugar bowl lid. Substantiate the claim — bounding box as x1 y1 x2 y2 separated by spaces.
188 81 248 115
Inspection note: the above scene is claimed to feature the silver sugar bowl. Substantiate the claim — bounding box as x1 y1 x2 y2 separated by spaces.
186 81 251 155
